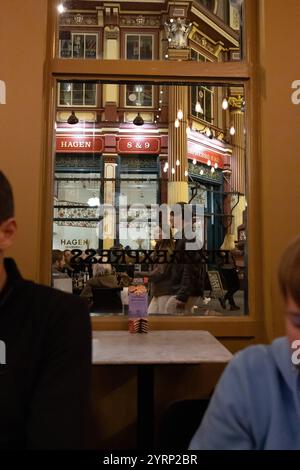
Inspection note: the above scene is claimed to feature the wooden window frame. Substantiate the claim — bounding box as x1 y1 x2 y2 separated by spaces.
41 0 263 342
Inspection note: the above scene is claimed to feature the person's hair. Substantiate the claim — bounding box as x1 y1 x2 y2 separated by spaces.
0 171 14 224
52 249 64 264
278 235 300 307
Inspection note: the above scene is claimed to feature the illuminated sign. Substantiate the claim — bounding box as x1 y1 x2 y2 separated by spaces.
117 137 161 154
187 140 225 169
56 136 104 153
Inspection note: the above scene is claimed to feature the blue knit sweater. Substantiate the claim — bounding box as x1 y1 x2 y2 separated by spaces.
189 337 300 450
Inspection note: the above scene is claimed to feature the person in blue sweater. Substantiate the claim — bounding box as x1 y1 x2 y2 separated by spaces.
190 235 300 450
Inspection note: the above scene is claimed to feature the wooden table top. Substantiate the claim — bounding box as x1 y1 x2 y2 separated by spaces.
92 330 232 365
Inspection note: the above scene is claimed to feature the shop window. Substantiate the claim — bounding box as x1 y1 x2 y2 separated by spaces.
125 84 153 108
59 33 98 59
58 82 97 107
126 34 153 60
53 171 102 253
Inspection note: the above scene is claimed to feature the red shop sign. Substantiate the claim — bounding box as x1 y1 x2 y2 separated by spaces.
117 137 161 154
187 140 224 169
56 136 104 153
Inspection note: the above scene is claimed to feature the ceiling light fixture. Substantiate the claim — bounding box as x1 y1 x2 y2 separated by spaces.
133 112 144 126
67 111 79 125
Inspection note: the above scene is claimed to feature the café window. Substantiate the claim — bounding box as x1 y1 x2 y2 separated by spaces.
125 84 153 108
59 32 98 59
58 82 97 107
52 81 248 318
126 34 154 60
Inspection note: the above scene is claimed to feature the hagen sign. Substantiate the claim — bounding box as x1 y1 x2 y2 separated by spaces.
56 136 104 153
117 137 161 154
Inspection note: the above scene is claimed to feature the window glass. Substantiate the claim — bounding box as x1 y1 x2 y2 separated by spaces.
53 81 248 318
126 84 153 107
126 35 140 60
126 35 153 60
58 82 96 107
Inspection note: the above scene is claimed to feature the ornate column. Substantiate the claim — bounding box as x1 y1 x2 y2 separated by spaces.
102 156 117 249
229 95 245 195
103 7 119 119
167 86 189 204
228 95 246 237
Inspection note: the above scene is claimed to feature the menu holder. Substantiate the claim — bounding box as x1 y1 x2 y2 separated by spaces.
128 281 149 334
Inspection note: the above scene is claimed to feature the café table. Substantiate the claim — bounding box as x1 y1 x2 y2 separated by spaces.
92 330 232 449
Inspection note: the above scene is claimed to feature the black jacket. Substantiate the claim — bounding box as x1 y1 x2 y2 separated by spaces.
171 238 204 302
0 259 92 450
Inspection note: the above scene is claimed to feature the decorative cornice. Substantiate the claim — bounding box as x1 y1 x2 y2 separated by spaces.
60 12 98 27
120 15 160 27
191 30 215 54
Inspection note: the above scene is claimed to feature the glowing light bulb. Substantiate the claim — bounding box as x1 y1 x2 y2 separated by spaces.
211 167 215 174
193 159 197 165
184 170 188 177
222 97 229 110
176 159 180 166
174 119 180 128
214 163 218 169
230 125 236 136
177 109 183 120
163 167 168 173
159 99 162 104
207 160 212 166
195 101 203 114
165 162 169 169
165 54 169 59
57 3 65 13
200 169 204 176
160 90 163 94
158 108 161 111
171 168 175 174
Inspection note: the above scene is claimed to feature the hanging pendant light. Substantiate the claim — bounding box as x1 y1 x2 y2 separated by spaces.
176 159 180 166
177 109 183 120
67 111 79 125
195 101 203 114
222 97 229 110
230 125 236 135
133 112 144 126
174 118 180 128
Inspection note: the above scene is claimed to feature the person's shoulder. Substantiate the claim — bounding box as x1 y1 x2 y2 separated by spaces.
24 280 89 315
228 339 286 378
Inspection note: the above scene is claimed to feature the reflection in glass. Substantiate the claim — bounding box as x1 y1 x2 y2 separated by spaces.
53 81 247 317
